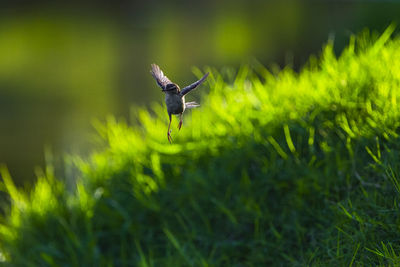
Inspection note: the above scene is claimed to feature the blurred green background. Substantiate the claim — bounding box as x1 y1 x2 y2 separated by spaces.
0 0 398 185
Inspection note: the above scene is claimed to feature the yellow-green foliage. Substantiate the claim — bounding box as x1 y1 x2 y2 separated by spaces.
2 26 400 266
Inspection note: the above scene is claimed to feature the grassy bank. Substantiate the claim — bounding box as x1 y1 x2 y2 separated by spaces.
1 26 400 266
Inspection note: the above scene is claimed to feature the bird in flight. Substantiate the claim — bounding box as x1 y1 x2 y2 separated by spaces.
150 64 209 143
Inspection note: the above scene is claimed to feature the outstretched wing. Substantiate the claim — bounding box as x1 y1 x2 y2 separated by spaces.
150 64 173 89
180 72 209 97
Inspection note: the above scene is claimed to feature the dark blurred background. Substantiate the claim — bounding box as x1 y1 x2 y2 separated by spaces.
0 0 398 185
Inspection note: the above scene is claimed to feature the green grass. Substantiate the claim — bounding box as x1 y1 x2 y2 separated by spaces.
2 26 400 266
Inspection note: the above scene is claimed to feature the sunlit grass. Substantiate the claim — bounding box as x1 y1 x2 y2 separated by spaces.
2 26 400 265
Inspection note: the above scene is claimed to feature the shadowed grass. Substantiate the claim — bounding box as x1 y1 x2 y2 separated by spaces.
2 26 400 266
